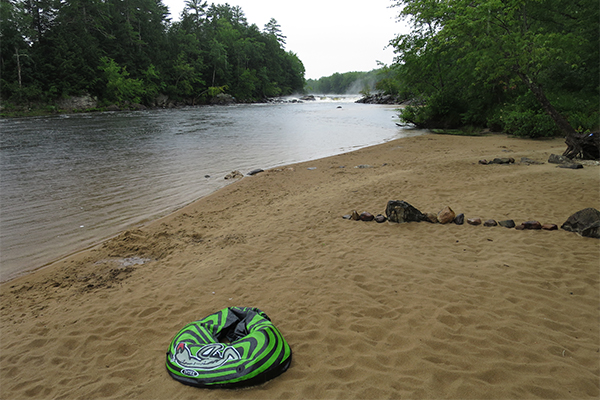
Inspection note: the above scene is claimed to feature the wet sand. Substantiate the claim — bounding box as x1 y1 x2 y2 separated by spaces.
1 133 598 399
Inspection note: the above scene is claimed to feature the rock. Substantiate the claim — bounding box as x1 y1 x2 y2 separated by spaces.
211 93 235 105
490 157 515 164
478 160 489 165
385 200 427 223
425 212 438 223
515 224 525 230
520 157 543 165
204 175 211 178
454 213 465 225
484 219 498 227
106 104 120 111
224 170 243 180
360 212 375 221
56 94 98 110
467 218 482 226
375 214 387 223
299 95 316 101
557 163 583 169
581 221 600 238
437 206 456 224
548 154 570 164
342 214 352 220
521 221 542 230
247 169 264 176
351 210 361 221
498 220 516 228
561 208 600 238
542 224 558 231
354 165 373 169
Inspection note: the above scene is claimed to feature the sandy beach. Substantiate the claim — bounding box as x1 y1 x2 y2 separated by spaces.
1 133 598 399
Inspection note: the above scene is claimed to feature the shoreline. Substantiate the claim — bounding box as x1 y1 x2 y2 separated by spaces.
1 133 598 399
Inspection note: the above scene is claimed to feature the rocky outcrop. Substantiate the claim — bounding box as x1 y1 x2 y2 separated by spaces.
55 94 98 111
561 208 600 238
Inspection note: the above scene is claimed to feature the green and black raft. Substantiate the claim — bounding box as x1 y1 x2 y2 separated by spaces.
166 307 292 388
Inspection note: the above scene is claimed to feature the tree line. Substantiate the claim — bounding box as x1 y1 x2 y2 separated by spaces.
387 0 599 139
0 0 306 110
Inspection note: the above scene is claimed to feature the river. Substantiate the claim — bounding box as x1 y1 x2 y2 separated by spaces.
0 96 422 281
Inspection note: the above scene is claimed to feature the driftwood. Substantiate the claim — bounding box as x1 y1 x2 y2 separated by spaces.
563 131 600 160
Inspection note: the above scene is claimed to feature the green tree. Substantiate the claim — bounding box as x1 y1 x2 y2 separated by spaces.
390 0 599 137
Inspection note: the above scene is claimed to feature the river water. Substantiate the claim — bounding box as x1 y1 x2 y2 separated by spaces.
0 96 421 281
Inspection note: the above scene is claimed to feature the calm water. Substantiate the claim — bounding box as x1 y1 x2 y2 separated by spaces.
0 96 422 281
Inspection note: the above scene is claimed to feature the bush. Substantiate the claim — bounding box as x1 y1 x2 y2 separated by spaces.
500 108 559 138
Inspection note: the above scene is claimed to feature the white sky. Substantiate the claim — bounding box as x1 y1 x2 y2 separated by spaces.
163 0 409 79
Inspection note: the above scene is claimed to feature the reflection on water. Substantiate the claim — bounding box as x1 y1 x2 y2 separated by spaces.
0 98 421 280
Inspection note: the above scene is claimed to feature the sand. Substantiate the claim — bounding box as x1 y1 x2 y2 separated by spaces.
1 133 599 399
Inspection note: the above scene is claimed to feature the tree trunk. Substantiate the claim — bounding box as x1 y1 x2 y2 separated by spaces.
516 71 576 137
514 72 595 159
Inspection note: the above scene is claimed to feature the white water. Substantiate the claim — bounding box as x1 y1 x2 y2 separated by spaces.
0 96 422 281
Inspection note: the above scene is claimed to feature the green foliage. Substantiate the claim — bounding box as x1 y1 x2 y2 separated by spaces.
98 57 144 104
390 0 599 137
1 0 305 107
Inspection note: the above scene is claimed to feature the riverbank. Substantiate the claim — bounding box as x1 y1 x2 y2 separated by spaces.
1 133 598 399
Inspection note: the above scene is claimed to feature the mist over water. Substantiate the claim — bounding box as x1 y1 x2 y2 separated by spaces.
0 97 421 281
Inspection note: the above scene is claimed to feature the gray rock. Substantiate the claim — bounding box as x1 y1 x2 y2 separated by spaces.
490 157 515 164
561 208 600 238
385 200 427 223
520 157 543 165
557 163 583 169
498 220 516 228
375 214 387 223
247 169 264 176
548 154 570 164
224 170 243 180
484 219 498 227
454 213 465 225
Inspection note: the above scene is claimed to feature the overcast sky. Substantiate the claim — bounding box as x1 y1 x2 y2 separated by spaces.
163 0 410 79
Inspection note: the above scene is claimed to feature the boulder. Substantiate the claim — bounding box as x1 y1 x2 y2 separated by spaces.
385 200 427 223
454 213 465 225
561 208 600 238
467 218 482 226
351 210 361 221
484 219 498 227
437 206 456 224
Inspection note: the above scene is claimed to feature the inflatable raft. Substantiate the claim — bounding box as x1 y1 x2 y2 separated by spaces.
166 307 292 388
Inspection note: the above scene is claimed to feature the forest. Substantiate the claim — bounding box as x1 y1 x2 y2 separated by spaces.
0 0 306 111
387 0 599 141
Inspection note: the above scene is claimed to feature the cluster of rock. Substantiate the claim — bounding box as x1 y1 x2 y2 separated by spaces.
355 93 407 105
479 154 593 169
343 200 600 238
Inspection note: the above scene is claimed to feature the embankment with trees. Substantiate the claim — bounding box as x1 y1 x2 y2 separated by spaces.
0 0 305 114
387 0 598 145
